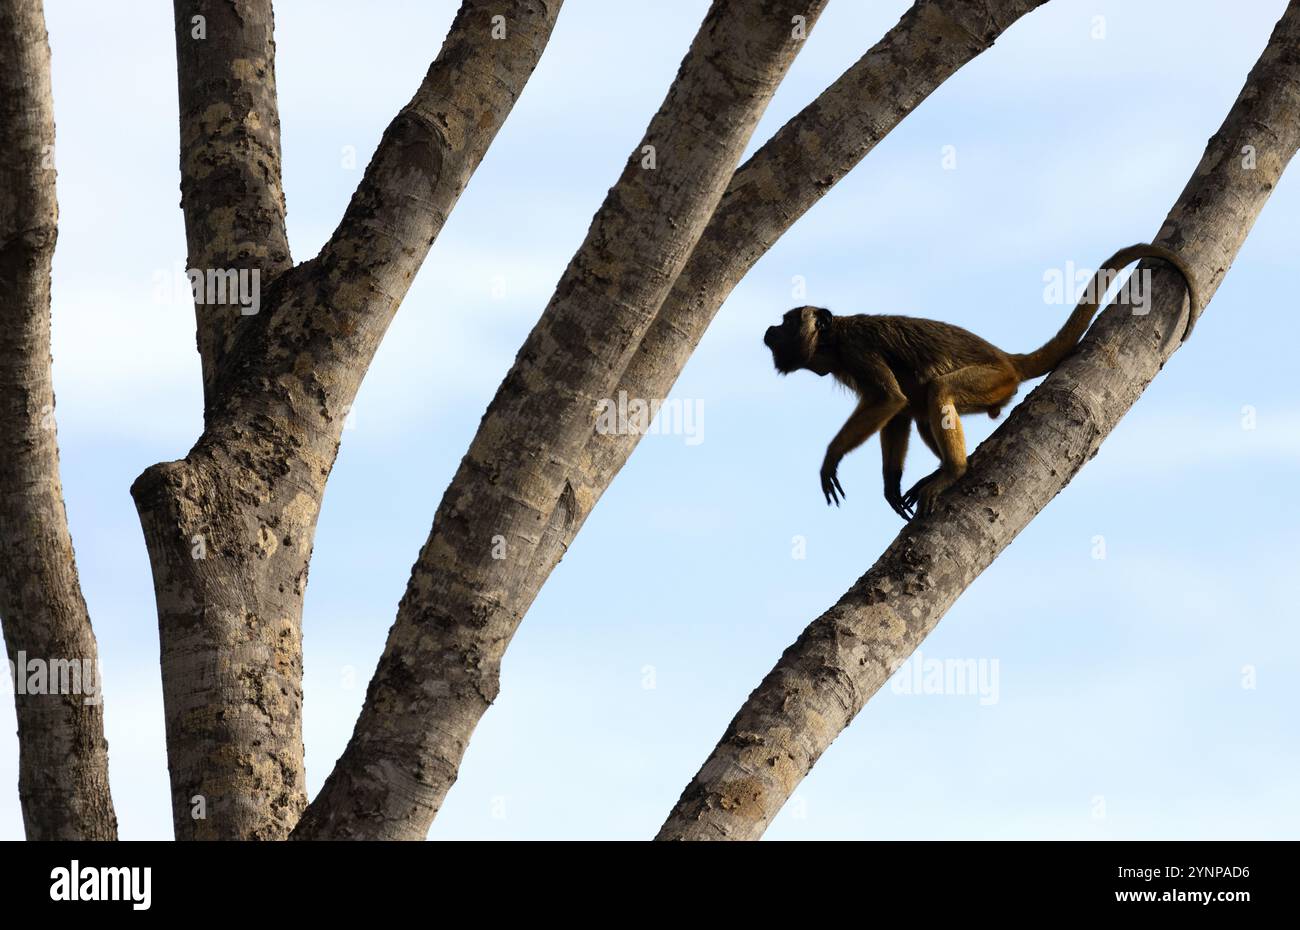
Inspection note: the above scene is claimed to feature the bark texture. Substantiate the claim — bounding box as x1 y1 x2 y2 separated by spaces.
173 0 293 410
657 1 1300 840
134 0 561 839
294 0 831 840
0 0 117 840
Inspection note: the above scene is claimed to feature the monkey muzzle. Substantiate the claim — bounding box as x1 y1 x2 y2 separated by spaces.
765 326 797 374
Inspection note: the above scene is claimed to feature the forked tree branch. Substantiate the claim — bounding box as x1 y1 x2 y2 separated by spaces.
134 0 562 839
0 0 117 840
658 0 1300 840
294 0 832 840
210 0 565 417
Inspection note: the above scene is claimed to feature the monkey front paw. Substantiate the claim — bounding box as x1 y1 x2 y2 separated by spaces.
902 471 954 518
820 463 846 507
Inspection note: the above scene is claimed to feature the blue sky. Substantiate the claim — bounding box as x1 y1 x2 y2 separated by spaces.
2 0 1297 839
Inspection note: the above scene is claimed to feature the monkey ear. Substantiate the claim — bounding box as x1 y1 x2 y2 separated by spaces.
814 307 832 332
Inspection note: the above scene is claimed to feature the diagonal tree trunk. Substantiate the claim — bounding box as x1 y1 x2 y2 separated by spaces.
132 0 562 839
295 0 1045 841
293 0 832 840
0 0 117 840
657 0 1300 841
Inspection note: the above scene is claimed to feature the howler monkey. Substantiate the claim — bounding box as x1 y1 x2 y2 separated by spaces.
763 244 1199 520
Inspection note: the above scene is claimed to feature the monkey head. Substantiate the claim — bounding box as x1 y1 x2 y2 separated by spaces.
764 306 835 376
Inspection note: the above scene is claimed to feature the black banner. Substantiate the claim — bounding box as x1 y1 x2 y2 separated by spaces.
0 839 1285 916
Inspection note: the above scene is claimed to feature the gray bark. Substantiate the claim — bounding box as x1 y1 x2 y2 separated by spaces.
0 0 117 840
173 0 294 412
657 0 1300 840
133 0 561 839
293 0 831 840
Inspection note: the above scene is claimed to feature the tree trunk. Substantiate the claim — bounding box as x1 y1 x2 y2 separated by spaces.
0 0 117 840
294 0 831 840
657 0 1300 840
133 0 562 839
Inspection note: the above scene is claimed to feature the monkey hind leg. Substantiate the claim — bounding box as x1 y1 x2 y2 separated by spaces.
904 365 1018 516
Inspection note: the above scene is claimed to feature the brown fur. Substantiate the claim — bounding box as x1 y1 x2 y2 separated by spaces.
762 243 1199 520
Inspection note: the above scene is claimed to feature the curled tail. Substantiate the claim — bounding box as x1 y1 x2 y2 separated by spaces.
1010 243 1200 379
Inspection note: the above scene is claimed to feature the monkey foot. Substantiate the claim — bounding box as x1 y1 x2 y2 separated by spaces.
902 471 955 518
